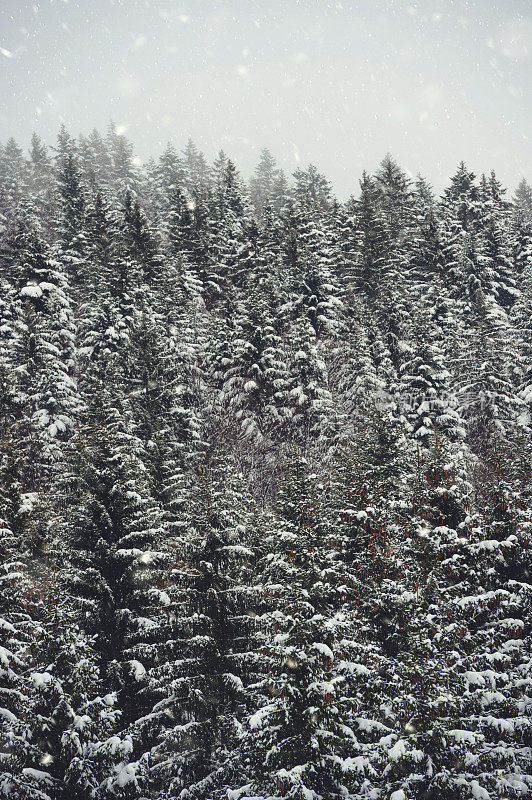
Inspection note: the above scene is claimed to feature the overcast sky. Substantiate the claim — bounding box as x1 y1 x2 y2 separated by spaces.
1 0 530 199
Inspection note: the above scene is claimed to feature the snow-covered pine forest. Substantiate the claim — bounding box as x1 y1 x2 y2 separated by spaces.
0 126 530 800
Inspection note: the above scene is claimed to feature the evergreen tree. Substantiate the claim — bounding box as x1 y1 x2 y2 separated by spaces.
280 197 343 337
122 191 163 287
6 216 79 488
282 316 332 446
106 123 138 196
233 450 365 800
511 258 532 422
139 458 255 799
374 153 414 240
182 139 212 199
352 172 389 300
219 283 287 447
28 134 55 232
513 178 532 223
0 138 29 221
249 149 281 215
459 290 520 448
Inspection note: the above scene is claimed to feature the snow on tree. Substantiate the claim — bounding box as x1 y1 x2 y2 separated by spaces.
5 214 79 486
0 130 530 800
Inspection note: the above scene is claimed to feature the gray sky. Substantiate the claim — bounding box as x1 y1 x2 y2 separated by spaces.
1 0 530 198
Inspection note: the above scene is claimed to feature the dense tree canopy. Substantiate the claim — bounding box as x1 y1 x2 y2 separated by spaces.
0 133 530 800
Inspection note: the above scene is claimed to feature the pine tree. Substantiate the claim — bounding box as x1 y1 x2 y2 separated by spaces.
106 123 138 196
6 215 79 488
352 172 389 301
0 138 29 222
328 300 379 423
182 139 212 199
282 315 332 446
442 162 479 231
280 196 343 338
28 134 55 232
59 360 168 800
139 457 255 800
121 191 163 287
374 153 414 240
0 466 50 800
513 178 532 223
478 173 519 310
511 258 532 422
459 289 520 448
233 450 365 800
53 134 89 294
249 148 281 215
77 129 112 192
219 274 287 447
400 296 465 447
293 164 333 214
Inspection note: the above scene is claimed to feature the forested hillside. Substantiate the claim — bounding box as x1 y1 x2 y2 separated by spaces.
0 125 530 800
